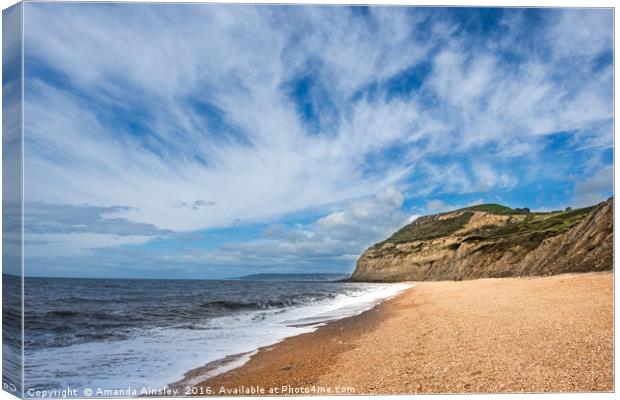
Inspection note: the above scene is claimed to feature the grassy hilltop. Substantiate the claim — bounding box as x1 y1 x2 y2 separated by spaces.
352 198 612 282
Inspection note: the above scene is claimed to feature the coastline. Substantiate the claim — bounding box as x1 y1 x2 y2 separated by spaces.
181 272 613 395
168 282 412 394
170 286 400 396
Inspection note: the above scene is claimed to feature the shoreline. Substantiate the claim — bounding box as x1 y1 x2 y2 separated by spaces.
183 272 613 395
170 289 400 395
169 282 413 393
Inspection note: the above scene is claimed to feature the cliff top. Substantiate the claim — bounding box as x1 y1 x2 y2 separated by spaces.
376 201 604 247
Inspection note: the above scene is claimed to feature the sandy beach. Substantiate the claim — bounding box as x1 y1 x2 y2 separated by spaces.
188 272 613 394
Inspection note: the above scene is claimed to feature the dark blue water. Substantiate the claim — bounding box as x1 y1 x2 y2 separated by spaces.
17 276 409 396
24 278 345 351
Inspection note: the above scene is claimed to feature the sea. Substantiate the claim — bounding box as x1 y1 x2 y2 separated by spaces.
12 276 410 395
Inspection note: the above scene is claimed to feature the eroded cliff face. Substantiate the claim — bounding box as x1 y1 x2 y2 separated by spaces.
351 198 613 282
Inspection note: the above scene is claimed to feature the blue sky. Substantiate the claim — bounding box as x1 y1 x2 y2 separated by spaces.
14 4 613 278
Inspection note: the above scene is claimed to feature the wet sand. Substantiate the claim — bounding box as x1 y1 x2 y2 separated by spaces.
188 272 613 394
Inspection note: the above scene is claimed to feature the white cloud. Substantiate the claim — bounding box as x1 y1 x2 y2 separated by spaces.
471 162 517 193
20 5 613 266
547 9 613 60
572 165 613 207
196 186 411 270
408 214 421 223
316 186 407 240
425 199 451 214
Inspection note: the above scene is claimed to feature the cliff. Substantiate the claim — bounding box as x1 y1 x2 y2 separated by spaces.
350 198 613 282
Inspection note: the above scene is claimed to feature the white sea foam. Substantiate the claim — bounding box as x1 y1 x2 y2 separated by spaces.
24 282 412 396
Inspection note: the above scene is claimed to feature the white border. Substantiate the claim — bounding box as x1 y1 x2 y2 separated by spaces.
0 2 616 400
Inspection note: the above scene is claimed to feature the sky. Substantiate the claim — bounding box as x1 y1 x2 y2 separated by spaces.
9 4 614 278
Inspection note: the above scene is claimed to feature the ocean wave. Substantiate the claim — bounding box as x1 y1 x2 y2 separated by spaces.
42 310 142 322
199 294 338 311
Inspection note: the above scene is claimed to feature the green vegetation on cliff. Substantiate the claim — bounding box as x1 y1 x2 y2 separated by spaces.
376 203 593 249
379 212 474 244
463 206 594 242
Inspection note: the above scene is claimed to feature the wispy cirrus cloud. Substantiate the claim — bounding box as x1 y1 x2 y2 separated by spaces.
19 5 613 277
